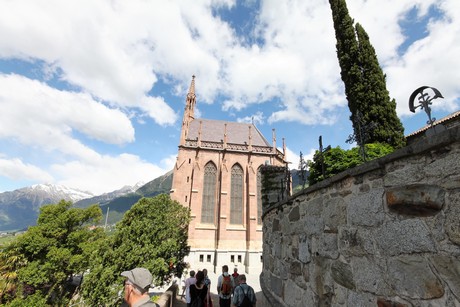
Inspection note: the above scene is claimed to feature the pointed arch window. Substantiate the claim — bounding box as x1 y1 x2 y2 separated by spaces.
201 162 217 224
230 164 244 225
257 168 262 225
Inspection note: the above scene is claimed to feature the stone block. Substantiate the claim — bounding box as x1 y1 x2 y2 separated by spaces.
377 298 408 307
347 291 375 307
316 233 339 259
348 188 385 227
289 205 300 222
374 219 436 256
270 274 283 298
305 196 324 216
388 255 443 299
322 197 347 233
272 218 280 231
298 235 311 264
351 256 391 295
289 260 302 276
384 158 426 186
304 216 324 237
338 227 375 257
284 279 303 307
385 184 445 216
430 255 460 302
424 147 460 179
445 190 460 245
331 261 355 290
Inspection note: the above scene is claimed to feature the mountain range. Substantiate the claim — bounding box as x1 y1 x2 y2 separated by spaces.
0 168 303 232
0 170 173 232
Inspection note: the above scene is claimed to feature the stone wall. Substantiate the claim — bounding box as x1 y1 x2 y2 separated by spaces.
260 126 460 306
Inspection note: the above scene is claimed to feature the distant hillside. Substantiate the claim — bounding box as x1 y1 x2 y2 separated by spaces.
0 170 174 232
99 170 174 225
136 169 173 196
73 183 144 208
0 184 93 232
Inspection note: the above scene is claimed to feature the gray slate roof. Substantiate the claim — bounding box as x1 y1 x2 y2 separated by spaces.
187 118 271 147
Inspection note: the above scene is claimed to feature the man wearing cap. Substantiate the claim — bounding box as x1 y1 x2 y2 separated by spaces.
121 267 158 307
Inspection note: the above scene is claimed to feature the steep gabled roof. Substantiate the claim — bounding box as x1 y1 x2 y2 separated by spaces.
187 118 271 147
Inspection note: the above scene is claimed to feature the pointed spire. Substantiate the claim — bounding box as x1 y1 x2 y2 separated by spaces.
282 137 286 159
179 75 197 146
198 120 202 147
272 128 277 153
188 75 196 96
223 123 228 149
248 125 252 151
186 75 196 118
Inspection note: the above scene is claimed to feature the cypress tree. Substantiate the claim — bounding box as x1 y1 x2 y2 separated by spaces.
329 0 405 148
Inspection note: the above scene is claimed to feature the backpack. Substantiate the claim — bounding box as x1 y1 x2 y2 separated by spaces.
220 275 232 295
239 287 253 307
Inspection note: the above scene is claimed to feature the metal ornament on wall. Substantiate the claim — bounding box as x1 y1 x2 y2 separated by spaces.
409 86 444 127
298 151 308 189
318 136 331 178
346 111 376 162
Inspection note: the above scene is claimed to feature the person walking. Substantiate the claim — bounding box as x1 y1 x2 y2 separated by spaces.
190 270 208 307
231 267 239 280
121 267 158 307
216 265 234 307
203 269 213 307
232 274 256 307
184 270 197 307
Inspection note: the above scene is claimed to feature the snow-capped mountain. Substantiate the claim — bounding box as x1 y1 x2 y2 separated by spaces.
0 183 94 231
29 183 94 202
0 182 152 232
73 182 145 208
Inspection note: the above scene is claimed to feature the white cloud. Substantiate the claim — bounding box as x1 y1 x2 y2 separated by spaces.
237 111 265 125
0 74 134 152
0 158 53 182
52 153 169 195
160 154 178 171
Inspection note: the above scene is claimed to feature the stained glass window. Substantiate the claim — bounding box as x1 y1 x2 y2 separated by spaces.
230 164 243 224
201 162 217 224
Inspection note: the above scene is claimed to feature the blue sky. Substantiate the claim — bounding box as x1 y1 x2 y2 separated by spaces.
0 0 459 195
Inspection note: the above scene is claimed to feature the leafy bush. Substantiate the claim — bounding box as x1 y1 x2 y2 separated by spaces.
307 143 394 185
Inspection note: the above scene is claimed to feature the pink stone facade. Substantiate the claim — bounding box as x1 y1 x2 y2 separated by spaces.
170 76 287 274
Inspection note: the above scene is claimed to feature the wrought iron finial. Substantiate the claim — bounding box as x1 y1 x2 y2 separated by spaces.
346 111 377 162
298 151 308 189
409 86 443 127
318 136 331 178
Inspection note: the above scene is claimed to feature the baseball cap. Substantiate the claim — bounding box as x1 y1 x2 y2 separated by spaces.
121 267 153 289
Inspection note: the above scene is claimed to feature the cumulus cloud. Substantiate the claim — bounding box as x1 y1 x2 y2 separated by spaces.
0 158 53 182
52 153 169 195
0 74 134 150
237 111 265 125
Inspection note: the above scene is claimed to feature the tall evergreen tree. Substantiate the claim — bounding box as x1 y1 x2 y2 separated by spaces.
329 0 405 148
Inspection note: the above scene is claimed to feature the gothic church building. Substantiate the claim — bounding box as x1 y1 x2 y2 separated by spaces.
170 76 287 274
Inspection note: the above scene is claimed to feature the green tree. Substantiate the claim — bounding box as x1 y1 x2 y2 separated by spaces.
0 246 26 304
0 201 103 306
307 143 393 185
81 194 190 306
329 0 405 148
